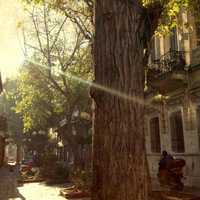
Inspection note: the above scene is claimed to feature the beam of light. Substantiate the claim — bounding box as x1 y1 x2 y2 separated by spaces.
25 59 161 112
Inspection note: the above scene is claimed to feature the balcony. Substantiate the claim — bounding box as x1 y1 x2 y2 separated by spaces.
147 50 187 92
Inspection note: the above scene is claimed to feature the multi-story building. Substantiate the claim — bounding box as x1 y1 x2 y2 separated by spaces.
145 9 200 187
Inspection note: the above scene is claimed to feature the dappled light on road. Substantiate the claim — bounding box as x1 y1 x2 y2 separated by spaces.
18 182 66 200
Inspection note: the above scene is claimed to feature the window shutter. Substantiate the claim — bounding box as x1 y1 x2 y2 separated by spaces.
170 111 185 153
150 117 161 153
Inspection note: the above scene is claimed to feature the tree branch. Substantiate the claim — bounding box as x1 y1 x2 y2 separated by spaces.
146 2 164 38
26 43 46 55
64 11 92 40
32 7 46 56
50 16 68 52
27 60 68 98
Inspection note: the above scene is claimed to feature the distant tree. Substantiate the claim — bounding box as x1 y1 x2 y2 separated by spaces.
23 131 50 157
15 62 59 132
18 1 92 128
15 58 92 168
0 78 23 140
17 2 93 168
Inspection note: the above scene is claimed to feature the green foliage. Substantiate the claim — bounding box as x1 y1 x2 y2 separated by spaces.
158 0 189 33
71 168 92 189
17 0 93 131
0 79 23 137
24 132 49 153
41 153 69 182
15 63 56 131
15 51 92 132
24 0 200 36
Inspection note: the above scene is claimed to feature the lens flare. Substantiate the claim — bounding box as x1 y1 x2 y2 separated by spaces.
25 59 160 111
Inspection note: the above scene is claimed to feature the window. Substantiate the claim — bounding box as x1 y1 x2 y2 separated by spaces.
151 36 160 61
196 106 200 150
195 22 200 47
170 111 185 153
170 28 178 51
150 117 161 153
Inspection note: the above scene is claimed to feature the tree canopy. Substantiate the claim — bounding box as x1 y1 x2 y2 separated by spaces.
0 78 23 138
15 57 92 132
22 0 200 35
16 1 93 132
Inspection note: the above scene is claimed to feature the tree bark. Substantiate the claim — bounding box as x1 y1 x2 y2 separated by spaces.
92 1 150 200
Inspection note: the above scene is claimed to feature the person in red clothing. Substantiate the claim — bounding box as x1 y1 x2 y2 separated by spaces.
158 150 185 190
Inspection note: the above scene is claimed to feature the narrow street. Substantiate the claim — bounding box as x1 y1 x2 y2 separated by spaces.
0 166 68 200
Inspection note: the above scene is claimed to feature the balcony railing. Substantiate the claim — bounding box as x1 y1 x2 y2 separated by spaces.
148 50 186 78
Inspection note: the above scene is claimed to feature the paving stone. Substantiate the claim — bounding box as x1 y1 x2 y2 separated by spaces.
0 166 19 199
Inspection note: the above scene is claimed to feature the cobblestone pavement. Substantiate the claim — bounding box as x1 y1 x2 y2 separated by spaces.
0 166 67 200
0 165 23 200
1 167 199 200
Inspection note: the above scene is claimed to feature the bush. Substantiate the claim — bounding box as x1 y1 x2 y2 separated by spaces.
70 169 92 190
54 163 69 179
40 154 69 183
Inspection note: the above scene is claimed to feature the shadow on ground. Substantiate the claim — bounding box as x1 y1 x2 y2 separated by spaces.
0 166 26 200
0 186 26 200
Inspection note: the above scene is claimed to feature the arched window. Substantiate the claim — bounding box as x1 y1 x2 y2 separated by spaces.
170 110 185 153
170 28 178 51
150 117 161 153
151 36 160 61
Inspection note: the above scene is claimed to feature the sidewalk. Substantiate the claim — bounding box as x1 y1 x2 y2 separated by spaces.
0 165 24 199
152 178 200 197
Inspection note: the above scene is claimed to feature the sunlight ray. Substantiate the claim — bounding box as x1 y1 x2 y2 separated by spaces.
25 59 160 112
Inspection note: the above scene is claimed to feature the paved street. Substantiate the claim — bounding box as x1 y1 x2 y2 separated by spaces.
18 182 67 200
1 166 200 200
0 166 20 200
0 166 67 200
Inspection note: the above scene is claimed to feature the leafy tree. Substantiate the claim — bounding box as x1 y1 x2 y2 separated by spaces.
0 78 23 140
15 56 92 167
18 1 93 125
15 62 57 131
17 2 93 169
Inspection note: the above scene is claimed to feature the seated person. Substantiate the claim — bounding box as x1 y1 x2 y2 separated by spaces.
159 150 174 170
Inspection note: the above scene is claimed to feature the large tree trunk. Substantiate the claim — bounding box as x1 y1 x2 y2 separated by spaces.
92 1 150 200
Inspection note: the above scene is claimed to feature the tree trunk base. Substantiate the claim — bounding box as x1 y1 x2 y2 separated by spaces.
150 191 200 200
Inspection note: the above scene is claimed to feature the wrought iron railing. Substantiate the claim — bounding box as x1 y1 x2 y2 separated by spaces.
148 50 186 78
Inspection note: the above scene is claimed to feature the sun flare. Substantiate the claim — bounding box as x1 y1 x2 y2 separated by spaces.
0 0 24 79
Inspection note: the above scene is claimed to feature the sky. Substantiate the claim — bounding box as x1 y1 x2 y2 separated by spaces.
0 0 24 80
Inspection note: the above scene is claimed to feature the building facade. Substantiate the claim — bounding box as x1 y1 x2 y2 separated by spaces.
55 112 92 170
145 9 200 187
